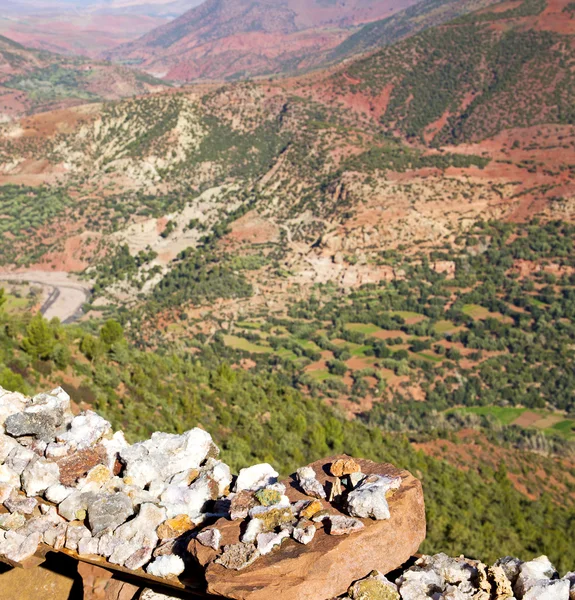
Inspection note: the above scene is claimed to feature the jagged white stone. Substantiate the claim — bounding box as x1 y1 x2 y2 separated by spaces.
21 458 60 497
523 580 570 600
146 554 185 578
347 474 401 520
241 518 263 544
256 529 290 555
0 483 13 503
0 512 26 531
45 442 71 459
108 503 165 569
196 528 221 551
64 523 91 551
78 535 100 556
160 474 215 519
43 522 67 550
58 491 94 521
0 530 41 563
101 430 129 471
56 411 112 450
235 463 278 492
140 590 183 600
45 483 74 504
4 492 37 515
121 429 214 489
515 556 560 598
295 466 326 500
0 388 27 433
0 433 18 464
0 464 19 487
207 459 233 496
4 445 36 475
293 521 316 545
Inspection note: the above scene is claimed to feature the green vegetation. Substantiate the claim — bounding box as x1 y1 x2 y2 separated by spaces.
0 185 72 266
6 65 97 103
339 18 573 144
0 302 574 570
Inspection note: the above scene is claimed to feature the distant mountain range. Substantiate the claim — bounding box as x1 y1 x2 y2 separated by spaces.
105 0 419 81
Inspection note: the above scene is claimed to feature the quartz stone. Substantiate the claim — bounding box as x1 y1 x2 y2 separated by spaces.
146 554 186 578
234 464 278 492
21 458 60 497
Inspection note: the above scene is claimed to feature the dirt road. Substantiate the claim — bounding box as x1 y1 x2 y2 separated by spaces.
0 271 91 323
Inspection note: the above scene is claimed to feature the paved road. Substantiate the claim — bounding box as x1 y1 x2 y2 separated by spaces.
0 271 91 323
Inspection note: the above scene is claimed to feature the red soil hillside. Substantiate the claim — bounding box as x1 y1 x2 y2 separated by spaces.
106 0 419 81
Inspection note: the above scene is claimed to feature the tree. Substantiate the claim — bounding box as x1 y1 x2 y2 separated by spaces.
21 314 55 360
100 320 124 346
81 334 104 362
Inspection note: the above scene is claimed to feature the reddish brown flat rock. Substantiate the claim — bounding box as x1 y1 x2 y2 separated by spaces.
57 446 108 487
188 455 425 600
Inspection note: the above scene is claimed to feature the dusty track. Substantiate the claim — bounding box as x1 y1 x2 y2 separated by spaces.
0 271 91 323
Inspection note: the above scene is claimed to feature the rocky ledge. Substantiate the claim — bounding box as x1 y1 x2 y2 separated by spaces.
0 385 574 600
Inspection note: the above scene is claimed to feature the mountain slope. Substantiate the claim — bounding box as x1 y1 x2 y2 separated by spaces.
327 0 502 61
327 0 575 144
0 34 167 120
107 0 420 81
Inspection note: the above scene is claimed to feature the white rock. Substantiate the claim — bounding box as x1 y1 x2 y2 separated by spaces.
5 445 36 475
295 466 326 500
293 522 316 545
102 431 129 471
0 530 41 563
64 523 91 551
78 535 100 556
196 528 221 551
146 554 185 578
21 458 60 497
160 475 214 519
296 466 316 481
45 442 71 459
0 483 14 503
241 518 263 544
347 474 401 520
45 483 74 504
43 522 67 550
256 529 289 555
4 492 37 514
207 460 232 496
121 429 214 488
56 411 112 450
0 464 19 487
0 433 18 464
108 503 165 568
0 388 27 433
58 491 93 521
0 512 26 531
515 556 558 597
235 463 278 492
140 590 183 600
523 579 570 600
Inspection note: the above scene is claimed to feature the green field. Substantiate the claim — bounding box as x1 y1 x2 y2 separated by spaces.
344 322 382 335
2 292 29 314
452 406 575 440
462 304 490 319
434 320 458 334
222 335 272 354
